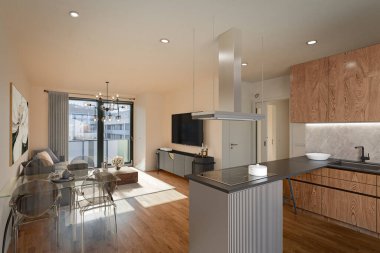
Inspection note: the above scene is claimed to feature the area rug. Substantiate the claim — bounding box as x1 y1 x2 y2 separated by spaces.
63 169 178 226
112 167 175 201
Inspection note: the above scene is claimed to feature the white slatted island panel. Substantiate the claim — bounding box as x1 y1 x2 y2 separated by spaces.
189 180 283 253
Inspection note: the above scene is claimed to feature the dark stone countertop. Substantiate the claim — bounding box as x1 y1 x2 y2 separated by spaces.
187 156 336 193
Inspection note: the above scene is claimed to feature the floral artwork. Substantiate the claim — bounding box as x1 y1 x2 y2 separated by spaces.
10 84 29 165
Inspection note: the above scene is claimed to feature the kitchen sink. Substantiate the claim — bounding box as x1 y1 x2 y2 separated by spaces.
328 160 380 171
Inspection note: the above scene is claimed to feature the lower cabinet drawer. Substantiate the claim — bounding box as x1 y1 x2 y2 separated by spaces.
321 177 377 196
321 187 377 232
293 181 322 215
294 173 321 184
321 168 377 185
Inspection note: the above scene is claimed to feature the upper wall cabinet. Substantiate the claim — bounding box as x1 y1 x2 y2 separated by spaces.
328 44 380 122
290 58 329 123
290 43 380 123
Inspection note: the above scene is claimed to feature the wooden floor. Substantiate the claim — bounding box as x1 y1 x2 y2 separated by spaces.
9 170 380 253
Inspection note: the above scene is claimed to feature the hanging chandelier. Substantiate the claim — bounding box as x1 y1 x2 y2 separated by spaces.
88 81 122 122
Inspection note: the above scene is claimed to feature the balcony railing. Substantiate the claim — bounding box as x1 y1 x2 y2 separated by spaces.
68 139 131 167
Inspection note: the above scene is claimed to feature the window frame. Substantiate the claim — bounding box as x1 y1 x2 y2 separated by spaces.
68 97 134 167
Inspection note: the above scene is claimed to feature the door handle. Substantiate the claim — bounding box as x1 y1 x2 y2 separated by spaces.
230 143 238 149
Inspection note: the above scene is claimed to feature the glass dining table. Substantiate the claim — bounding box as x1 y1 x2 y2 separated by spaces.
0 167 120 253
0 168 120 198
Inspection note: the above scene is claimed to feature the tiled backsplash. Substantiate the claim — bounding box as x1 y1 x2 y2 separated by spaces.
305 123 380 163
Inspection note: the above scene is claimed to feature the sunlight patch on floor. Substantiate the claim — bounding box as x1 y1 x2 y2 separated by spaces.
115 199 135 214
135 189 187 208
67 199 135 224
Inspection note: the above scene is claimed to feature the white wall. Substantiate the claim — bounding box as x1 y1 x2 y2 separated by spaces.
161 85 223 169
134 93 165 171
252 76 290 102
29 86 49 150
250 75 304 158
0 23 31 249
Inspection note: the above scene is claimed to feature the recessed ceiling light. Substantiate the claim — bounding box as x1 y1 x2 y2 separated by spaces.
242 63 248 66
69 11 79 18
307 40 317 45
160 38 170 44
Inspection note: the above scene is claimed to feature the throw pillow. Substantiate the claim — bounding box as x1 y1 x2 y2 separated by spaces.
34 148 60 163
35 151 54 166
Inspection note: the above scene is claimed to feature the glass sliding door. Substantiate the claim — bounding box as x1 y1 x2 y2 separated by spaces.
68 98 133 168
68 100 98 167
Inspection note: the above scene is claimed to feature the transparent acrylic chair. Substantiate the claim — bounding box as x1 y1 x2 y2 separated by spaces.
70 156 95 169
9 180 61 253
74 170 118 253
21 157 56 176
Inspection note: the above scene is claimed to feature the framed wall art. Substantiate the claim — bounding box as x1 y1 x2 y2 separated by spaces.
10 83 29 165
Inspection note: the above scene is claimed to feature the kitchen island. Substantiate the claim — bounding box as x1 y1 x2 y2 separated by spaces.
187 156 332 253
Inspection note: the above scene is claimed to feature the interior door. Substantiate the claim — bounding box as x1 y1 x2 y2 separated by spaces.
256 99 290 163
229 121 252 167
222 120 252 168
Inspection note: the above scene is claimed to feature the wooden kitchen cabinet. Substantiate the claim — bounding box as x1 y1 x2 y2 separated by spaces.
290 58 329 123
286 168 380 235
367 44 380 120
377 199 380 233
291 43 380 123
293 181 322 214
328 46 370 122
285 172 322 212
294 173 322 184
321 187 377 232
283 179 290 199
328 44 380 122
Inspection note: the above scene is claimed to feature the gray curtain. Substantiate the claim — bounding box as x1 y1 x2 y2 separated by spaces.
48 91 69 161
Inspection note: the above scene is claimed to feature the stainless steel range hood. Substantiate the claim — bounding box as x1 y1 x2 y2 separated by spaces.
191 28 265 121
192 111 265 121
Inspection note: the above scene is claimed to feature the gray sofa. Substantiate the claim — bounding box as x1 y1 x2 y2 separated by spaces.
21 148 89 206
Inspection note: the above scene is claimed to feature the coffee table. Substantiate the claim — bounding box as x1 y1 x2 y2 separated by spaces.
108 167 138 185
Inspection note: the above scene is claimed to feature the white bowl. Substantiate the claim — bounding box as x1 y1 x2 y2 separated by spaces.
306 153 331 161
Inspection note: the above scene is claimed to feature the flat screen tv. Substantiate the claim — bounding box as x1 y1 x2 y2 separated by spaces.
172 113 203 146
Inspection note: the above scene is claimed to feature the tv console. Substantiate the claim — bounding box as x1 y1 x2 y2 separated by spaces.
156 149 214 177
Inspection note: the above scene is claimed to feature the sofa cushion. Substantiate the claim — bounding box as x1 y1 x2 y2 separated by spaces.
35 151 54 166
32 148 60 163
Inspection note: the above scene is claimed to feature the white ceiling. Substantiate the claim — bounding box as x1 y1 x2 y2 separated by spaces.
1 0 380 95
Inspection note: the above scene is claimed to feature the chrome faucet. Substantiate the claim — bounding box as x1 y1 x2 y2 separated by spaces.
355 146 370 163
